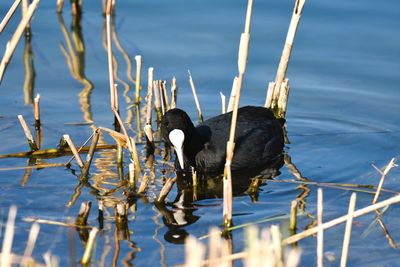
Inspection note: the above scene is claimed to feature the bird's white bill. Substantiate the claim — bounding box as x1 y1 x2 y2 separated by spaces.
169 129 185 169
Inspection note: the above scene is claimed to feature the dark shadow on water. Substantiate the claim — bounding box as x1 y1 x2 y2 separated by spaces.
156 156 284 244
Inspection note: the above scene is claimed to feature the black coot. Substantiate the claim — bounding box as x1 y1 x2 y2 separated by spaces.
161 106 285 173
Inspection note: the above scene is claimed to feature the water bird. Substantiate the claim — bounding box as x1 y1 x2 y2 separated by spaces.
161 106 285 173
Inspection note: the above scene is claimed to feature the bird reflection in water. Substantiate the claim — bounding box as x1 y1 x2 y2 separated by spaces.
156 155 284 244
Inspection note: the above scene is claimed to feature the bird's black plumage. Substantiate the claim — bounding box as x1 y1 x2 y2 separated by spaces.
161 106 285 173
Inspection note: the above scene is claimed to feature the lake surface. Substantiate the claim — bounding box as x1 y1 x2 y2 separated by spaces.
0 0 399 266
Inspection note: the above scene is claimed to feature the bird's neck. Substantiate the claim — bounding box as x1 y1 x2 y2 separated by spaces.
183 127 204 166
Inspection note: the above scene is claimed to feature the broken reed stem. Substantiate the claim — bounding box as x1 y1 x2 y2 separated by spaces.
220 92 226 114
170 76 178 109
161 80 170 111
188 70 203 123
145 67 154 125
18 115 38 151
135 55 142 103
223 0 253 229
33 94 40 127
372 158 396 204
0 0 40 83
157 177 177 203
137 173 149 194
153 80 163 122
1 205 17 267
264 82 275 108
21 223 40 266
268 0 305 107
81 228 99 265
56 0 64 13
227 77 238 113
283 193 400 245
0 0 21 33
63 134 84 168
289 200 297 232
340 193 356 267
317 188 323 267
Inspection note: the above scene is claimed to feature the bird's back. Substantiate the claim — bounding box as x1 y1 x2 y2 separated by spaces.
195 106 284 172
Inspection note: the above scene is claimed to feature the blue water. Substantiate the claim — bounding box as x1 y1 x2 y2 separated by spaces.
0 0 399 266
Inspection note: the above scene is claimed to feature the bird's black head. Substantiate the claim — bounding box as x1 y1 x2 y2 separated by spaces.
160 108 196 144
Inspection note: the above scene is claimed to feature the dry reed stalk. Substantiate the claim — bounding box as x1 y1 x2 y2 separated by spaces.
0 144 115 160
129 162 135 188
144 69 154 146
227 77 238 113
114 84 119 112
63 134 84 168
159 81 166 115
130 137 142 176
0 163 65 171
135 55 142 103
208 227 221 266
21 223 40 267
17 114 38 151
81 129 100 177
267 0 305 108
23 217 93 229
33 94 40 127
137 173 149 194
171 76 178 109
185 236 206 267
317 188 323 267
0 0 40 83
81 227 99 265
112 110 133 153
161 80 170 111
277 78 290 117
21 0 30 31
157 177 177 203
220 92 226 114
372 158 397 204
0 0 21 33
188 70 204 122
1 205 17 267
289 200 297 232
145 68 154 132
285 249 302 267
340 193 356 267
153 80 163 122
65 130 96 166
270 225 283 267
283 193 400 245
56 0 64 13
223 0 253 229
106 1 116 110
264 82 275 109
